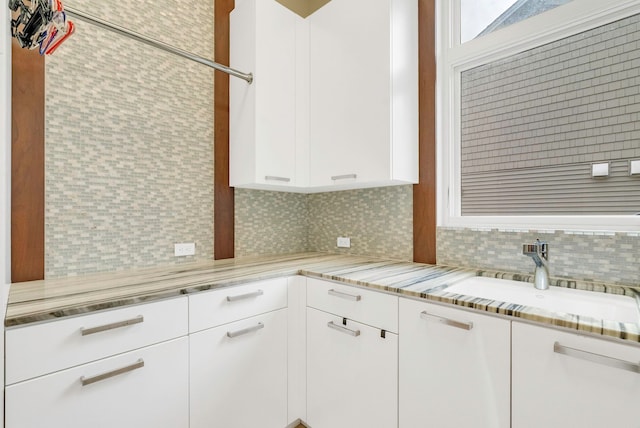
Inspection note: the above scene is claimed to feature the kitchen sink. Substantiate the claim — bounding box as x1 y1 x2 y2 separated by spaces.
446 277 640 324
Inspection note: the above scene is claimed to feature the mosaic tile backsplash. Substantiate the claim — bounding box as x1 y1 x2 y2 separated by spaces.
45 0 214 278
235 186 414 261
306 186 413 260
235 189 309 257
437 227 640 286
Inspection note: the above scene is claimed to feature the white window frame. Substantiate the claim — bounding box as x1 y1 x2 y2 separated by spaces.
437 0 640 232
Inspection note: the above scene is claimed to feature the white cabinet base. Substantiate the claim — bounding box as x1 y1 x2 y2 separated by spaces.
306 307 398 428
512 322 640 428
190 309 288 428
399 299 511 428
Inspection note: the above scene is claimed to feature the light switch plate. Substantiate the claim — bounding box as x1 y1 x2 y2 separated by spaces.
337 237 351 248
174 243 195 257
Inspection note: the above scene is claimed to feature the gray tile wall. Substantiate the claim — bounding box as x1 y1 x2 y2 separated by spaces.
234 186 414 261
235 189 309 257
306 186 413 260
45 0 214 278
437 227 640 285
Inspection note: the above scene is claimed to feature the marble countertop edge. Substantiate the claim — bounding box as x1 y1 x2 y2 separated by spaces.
5 253 640 345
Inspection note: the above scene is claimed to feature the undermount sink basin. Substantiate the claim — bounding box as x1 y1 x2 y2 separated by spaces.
446 277 640 324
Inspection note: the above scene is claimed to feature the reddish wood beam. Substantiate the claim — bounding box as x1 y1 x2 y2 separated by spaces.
413 0 437 264
214 0 236 259
11 42 45 282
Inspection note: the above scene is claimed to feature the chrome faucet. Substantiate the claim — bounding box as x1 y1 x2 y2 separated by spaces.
522 239 550 290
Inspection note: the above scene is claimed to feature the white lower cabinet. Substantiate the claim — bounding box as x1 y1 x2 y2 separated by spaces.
5 337 189 428
10 275 640 428
306 307 398 428
189 308 288 428
399 298 511 428
512 322 640 428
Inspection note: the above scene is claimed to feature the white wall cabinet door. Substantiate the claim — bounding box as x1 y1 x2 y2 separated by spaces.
5 337 189 428
399 299 511 428
190 309 288 428
512 322 640 428
307 307 398 428
308 0 418 189
229 0 417 193
230 0 299 190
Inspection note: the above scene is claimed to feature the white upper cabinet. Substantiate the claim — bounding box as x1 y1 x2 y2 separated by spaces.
308 0 418 189
230 0 300 190
229 0 418 193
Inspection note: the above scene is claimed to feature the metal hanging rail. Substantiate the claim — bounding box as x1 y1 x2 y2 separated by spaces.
64 6 253 84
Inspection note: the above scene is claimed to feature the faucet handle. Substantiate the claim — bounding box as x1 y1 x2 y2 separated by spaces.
522 239 548 260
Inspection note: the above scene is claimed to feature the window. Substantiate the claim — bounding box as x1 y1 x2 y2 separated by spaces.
461 0 572 43
438 0 640 231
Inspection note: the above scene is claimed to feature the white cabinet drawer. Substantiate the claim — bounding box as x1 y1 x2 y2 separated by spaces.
6 297 188 385
6 337 189 428
189 277 288 333
306 278 398 332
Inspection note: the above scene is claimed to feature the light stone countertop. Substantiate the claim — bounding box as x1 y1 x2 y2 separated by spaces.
5 253 640 344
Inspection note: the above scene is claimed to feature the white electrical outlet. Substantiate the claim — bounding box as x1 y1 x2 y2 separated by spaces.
337 237 351 248
174 243 196 257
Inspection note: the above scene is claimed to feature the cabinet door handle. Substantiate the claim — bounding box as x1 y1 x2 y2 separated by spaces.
81 315 144 336
227 322 264 338
327 321 361 337
331 174 357 181
265 176 291 183
226 289 264 302
420 311 473 330
81 359 144 386
328 289 361 301
553 342 640 374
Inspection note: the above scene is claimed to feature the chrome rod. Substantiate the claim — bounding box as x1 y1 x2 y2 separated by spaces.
226 289 264 302
81 359 144 386
64 6 253 83
265 176 291 182
327 321 360 337
420 311 473 330
554 342 640 374
227 322 264 338
81 315 144 336
328 289 361 302
331 174 357 181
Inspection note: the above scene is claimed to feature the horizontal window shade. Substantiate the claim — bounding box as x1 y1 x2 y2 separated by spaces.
462 162 640 215
460 12 640 215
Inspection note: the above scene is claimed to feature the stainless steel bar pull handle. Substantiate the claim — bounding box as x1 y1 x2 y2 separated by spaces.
81 315 144 336
331 174 357 181
265 176 291 183
227 322 264 338
328 289 361 301
327 321 360 337
226 289 264 302
553 342 640 374
420 311 473 331
81 359 144 386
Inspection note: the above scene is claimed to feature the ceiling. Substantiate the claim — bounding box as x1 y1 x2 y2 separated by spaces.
274 0 332 18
